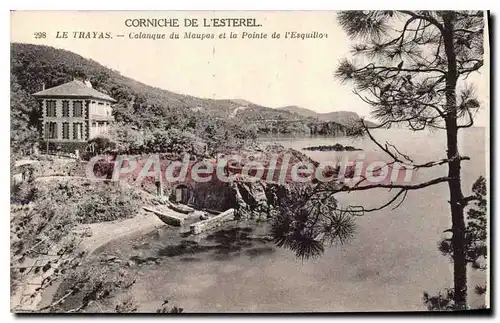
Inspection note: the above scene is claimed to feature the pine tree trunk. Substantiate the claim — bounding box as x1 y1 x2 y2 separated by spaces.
443 13 468 310
445 118 467 310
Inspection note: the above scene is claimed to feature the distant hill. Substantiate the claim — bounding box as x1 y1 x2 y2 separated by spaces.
278 106 378 128
229 99 255 107
278 106 319 118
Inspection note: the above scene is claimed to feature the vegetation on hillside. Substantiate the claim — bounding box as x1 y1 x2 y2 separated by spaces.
10 175 146 312
12 43 348 156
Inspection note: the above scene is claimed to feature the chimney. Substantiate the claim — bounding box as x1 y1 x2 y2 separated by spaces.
84 79 93 88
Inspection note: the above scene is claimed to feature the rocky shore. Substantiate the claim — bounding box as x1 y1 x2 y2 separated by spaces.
302 143 362 152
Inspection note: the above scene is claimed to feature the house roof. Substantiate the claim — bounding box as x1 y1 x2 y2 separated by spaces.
33 80 117 103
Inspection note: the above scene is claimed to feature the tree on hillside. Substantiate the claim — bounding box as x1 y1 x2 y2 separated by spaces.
11 74 39 155
272 11 486 310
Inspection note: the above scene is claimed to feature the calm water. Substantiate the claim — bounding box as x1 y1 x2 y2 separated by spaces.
98 128 488 312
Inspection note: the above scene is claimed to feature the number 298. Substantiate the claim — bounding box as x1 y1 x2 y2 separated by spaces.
34 32 46 39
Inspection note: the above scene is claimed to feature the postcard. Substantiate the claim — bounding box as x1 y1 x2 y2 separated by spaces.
10 10 490 313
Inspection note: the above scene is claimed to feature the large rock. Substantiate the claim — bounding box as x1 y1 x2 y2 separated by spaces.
230 179 295 220
162 147 328 220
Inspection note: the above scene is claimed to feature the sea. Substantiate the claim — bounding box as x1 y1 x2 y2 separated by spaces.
96 127 488 312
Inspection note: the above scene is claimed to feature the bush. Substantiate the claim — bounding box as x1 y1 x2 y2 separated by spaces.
75 187 140 224
11 180 37 204
11 200 77 260
50 263 136 313
87 136 117 154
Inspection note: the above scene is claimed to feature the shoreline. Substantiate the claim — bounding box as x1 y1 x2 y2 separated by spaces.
77 210 166 257
35 210 167 311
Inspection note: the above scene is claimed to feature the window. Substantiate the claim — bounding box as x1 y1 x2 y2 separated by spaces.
46 100 56 117
45 122 58 139
73 101 83 117
62 122 70 139
73 122 83 140
105 103 111 116
98 102 104 115
62 101 70 117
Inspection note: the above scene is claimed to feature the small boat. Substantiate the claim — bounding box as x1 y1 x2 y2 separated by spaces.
143 206 185 227
167 201 195 214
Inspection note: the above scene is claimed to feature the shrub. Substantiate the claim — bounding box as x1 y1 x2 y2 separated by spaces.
75 187 140 224
50 264 136 313
11 200 77 259
11 180 37 204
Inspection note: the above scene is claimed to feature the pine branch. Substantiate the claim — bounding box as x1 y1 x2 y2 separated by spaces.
37 289 74 312
398 11 444 32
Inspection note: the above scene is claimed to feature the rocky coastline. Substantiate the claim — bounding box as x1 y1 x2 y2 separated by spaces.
302 143 362 152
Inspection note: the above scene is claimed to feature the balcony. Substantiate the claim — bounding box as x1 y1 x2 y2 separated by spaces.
90 114 114 122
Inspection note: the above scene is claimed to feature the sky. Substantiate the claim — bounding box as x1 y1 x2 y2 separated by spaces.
10 11 489 126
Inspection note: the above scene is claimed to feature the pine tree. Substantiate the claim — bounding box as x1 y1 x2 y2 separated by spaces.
273 11 486 310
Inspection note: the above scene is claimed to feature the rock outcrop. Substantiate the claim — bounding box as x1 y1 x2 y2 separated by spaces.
302 143 362 152
230 180 289 220
162 146 321 221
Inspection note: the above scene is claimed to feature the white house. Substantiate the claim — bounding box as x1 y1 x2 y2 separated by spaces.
33 79 116 154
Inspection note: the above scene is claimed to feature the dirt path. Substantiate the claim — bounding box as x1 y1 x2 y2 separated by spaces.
77 210 168 256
